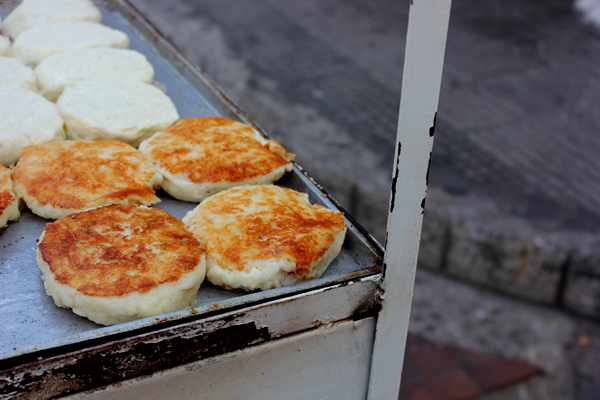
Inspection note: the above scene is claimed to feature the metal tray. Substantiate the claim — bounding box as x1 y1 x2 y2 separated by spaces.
0 0 383 362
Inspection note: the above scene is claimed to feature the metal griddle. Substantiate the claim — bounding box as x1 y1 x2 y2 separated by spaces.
0 0 453 398
0 0 382 363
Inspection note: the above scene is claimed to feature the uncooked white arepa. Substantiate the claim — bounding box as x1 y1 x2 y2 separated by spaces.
57 79 179 146
183 185 347 291
37 204 206 325
0 165 20 232
0 19 8 56
139 117 294 202
0 56 37 91
35 48 154 101
12 21 128 66
12 140 162 220
0 86 65 167
2 0 101 39
0 35 10 57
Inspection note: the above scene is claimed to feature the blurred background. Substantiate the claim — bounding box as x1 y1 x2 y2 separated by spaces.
130 0 599 398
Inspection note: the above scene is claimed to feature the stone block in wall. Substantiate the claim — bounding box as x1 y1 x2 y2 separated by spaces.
443 222 567 304
563 250 600 319
418 212 450 271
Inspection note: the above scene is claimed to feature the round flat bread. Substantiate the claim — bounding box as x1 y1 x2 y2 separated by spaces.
35 47 154 101
140 117 294 202
0 165 20 232
3 0 101 39
37 204 206 325
12 140 162 219
57 79 179 146
0 86 65 167
0 56 37 91
183 185 347 291
13 21 129 66
0 35 10 57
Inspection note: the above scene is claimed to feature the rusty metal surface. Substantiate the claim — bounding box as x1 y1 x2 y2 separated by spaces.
66 317 378 400
0 276 380 399
0 0 383 370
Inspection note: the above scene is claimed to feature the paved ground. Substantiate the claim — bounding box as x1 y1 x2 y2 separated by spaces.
131 0 600 398
400 332 543 400
410 269 600 400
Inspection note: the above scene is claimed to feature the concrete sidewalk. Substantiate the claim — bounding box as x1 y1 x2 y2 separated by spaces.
131 0 600 398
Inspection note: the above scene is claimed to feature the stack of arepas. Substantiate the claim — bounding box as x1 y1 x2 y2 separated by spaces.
0 0 347 326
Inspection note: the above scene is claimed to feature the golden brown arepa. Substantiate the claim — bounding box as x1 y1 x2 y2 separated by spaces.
183 185 346 291
139 117 294 202
0 165 20 232
37 204 206 325
12 140 162 219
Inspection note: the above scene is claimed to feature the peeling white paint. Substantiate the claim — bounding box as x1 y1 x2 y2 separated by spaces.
368 0 452 399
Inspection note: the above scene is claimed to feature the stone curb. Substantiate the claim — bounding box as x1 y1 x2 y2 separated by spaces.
418 195 600 320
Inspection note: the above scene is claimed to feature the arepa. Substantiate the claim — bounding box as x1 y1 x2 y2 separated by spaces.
0 56 37 91
2 0 101 39
37 204 206 325
57 79 179 146
35 47 154 101
12 140 162 219
0 86 64 167
139 117 294 202
13 21 128 66
0 165 20 232
183 185 346 291
0 35 10 57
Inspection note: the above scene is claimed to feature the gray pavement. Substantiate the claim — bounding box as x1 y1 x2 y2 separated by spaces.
131 0 600 398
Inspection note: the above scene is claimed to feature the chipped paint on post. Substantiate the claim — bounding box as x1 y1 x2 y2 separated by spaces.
368 0 453 399
388 140 402 215
429 112 437 137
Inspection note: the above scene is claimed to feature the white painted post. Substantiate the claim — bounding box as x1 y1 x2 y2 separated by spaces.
367 1 452 399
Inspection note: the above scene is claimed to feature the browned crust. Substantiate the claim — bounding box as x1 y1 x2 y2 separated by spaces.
144 117 293 183
38 204 204 297
190 186 345 276
0 166 17 223
0 191 14 219
13 140 159 210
